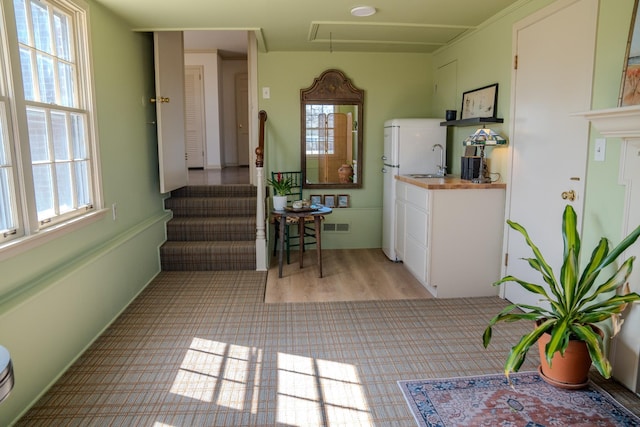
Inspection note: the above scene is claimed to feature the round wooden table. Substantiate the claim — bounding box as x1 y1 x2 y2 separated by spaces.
273 206 332 278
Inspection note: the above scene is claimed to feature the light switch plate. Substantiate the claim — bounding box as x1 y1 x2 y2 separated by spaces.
595 138 606 161
262 87 270 99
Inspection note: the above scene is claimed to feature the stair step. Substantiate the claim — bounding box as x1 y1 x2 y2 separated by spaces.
162 183 258 272
160 241 256 271
165 197 256 217
171 184 256 198
166 217 256 241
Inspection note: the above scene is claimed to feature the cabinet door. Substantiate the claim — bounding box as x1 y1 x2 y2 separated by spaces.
394 181 406 260
406 203 428 247
405 232 427 283
403 185 429 284
395 197 406 260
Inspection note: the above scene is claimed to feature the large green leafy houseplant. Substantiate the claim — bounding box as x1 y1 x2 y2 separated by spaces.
483 205 640 380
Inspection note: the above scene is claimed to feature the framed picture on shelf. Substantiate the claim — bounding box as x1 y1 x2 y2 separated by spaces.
619 0 640 106
323 195 336 208
310 195 323 206
337 194 350 208
461 83 498 119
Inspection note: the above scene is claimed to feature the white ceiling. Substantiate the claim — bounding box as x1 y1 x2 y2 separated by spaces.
94 0 519 54
183 30 248 57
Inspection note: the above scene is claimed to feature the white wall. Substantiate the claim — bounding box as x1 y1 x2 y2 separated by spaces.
185 51 222 169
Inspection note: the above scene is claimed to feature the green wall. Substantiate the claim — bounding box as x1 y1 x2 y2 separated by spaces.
431 0 636 258
0 1 167 423
258 0 637 255
583 0 637 249
1 0 637 423
258 52 433 248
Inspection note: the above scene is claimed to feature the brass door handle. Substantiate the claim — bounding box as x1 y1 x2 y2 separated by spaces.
150 97 170 103
562 190 576 201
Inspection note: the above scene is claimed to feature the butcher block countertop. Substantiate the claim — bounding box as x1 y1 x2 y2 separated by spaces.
395 174 507 190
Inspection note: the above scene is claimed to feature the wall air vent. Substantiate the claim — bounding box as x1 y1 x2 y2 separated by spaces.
323 223 350 233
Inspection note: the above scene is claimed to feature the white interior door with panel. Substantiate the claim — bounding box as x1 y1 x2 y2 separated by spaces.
153 31 188 193
185 66 205 168
503 0 597 306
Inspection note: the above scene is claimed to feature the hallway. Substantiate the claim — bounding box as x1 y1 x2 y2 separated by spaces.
188 167 250 185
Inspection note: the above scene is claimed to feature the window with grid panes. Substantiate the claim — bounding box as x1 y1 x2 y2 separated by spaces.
0 0 100 246
305 105 336 155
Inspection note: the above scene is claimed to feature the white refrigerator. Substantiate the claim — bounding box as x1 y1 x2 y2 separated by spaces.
382 118 446 261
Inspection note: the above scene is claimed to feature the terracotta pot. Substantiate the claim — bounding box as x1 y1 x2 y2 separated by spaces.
338 164 353 183
537 330 592 389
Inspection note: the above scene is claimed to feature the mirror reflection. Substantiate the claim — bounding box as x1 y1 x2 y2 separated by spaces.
301 69 363 189
304 104 358 184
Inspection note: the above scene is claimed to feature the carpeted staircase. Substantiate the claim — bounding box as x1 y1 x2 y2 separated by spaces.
160 184 257 271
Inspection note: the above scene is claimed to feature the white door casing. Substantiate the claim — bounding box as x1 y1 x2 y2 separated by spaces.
612 137 640 391
503 0 597 305
153 32 188 193
185 66 206 168
236 73 249 166
434 60 458 115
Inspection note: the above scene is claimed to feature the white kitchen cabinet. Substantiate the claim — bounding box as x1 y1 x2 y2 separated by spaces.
395 178 505 298
394 195 406 261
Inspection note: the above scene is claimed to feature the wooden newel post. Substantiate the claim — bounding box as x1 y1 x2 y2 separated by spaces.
256 110 267 168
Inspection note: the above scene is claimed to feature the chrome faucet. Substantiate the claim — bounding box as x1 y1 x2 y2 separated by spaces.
432 144 446 177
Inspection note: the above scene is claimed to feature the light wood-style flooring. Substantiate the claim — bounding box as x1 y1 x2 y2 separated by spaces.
188 166 250 185
186 169 429 304
265 248 432 303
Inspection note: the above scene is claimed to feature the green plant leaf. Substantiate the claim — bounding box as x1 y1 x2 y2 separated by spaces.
507 220 556 281
494 275 549 299
599 224 640 270
503 319 553 380
561 204 580 265
543 317 570 363
560 206 580 311
581 293 640 317
578 257 635 309
483 304 551 348
576 238 609 300
573 324 611 378
526 258 560 294
560 246 578 312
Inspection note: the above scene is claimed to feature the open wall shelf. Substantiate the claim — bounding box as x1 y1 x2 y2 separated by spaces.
440 117 504 127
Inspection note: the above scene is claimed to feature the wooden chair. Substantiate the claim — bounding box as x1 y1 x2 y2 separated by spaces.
271 171 319 264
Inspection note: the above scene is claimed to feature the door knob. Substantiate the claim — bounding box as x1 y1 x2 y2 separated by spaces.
150 97 170 103
561 190 576 201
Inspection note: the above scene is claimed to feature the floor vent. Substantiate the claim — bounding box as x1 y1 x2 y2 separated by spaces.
323 223 350 233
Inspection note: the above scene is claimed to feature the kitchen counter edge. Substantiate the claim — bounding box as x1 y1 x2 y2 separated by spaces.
395 175 507 190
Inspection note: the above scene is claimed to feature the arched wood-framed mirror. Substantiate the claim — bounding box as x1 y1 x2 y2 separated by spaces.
301 69 364 189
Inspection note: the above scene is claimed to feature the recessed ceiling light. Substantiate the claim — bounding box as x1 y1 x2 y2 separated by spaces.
351 6 376 17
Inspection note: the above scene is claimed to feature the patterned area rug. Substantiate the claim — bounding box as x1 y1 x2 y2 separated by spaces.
399 371 640 426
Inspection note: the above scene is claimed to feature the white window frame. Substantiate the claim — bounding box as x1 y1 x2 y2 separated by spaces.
0 0 104 259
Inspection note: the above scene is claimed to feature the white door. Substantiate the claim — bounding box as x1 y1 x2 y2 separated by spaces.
185 66 205 168
434 60 458 117
503 0 598 305
153 32 187 193
235 73 249 166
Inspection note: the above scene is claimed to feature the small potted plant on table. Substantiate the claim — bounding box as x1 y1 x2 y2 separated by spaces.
268 173 293 210
483 204 640 388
